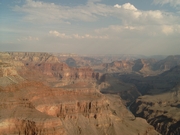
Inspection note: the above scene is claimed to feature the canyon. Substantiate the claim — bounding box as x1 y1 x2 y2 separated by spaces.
130 83 180 135
0 52 158 135
0 52 180 135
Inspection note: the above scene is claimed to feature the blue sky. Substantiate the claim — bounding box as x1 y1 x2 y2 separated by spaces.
0 0 180 55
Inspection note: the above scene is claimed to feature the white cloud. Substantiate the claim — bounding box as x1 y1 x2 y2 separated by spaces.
73 34 108 39
114 3 166 22
14 0 112 22
13 0 180 41
14 0 179 28
161 25 180 35
17 36 39 41
49 30 108 39
114 4 121 8
95 25 147 38
2 0 179 55
95 23 180 39
49 31 72 39
162 25 174 35
114 3 137 11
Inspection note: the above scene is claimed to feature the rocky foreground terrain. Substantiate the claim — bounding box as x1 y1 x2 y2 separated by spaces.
0 52 160 135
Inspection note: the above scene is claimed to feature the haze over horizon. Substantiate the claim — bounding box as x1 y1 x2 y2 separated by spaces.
0 0 180 55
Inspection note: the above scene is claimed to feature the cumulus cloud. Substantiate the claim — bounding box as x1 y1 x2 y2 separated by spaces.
13 0 179 26
13 0 180 42
114 3 137 11
112 3 180 35
114 3 169 22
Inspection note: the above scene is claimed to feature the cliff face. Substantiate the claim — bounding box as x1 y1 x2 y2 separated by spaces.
0 80 159 135
0 80 67 135
54 53 102 67
0 62 24 87
8 52 100 87
99 73 141 106
130 84 180 135
118 66 180 96
0 52 159 135
0 62 18 77
0 108 66 135
153 55 180 71
115 65 180 135
94 55 180 77
97 58 159 76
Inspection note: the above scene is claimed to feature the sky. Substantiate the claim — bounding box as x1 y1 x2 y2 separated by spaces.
0 0 180 55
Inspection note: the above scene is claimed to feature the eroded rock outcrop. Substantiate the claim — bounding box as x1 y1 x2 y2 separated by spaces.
0 52 160 135
8 52 100 87
0 62 24 87
118 65 180 95
153 55 180 71
0 80 159 135
130 84 180 135
96 58 159 76
99 73 141 106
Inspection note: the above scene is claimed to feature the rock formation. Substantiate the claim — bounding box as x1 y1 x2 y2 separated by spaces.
94 58 160 76
0 52 159 135
130 84 180 135
93 55 180 76
153 55 180 71
8 52 100 87
118 65 180 95
117 66 180 135
99 73 141 106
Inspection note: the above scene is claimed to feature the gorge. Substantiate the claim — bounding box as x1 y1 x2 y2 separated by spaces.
0 52 180 135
